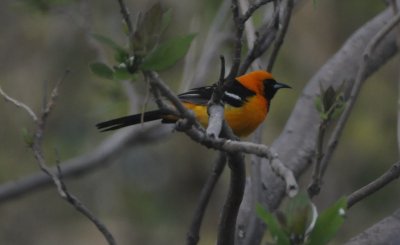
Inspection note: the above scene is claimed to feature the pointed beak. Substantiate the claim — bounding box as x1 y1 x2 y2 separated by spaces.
274 82 291 90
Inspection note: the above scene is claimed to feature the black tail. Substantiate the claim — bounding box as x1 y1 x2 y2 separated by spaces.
96 110 164 132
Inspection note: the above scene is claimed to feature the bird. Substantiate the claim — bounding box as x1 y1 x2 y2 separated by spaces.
96 70 291 137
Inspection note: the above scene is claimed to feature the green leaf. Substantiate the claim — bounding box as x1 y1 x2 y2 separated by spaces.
284 192 314 238
113 66 138 81
256 204 291 245
140 34 196 71
133 2 165 54
91 33 129 63
307 197 347 245
90 62 114 80
314 96 324 113
320 112 328 121
322 86 336 111
21 128 33 147
330 94 346 120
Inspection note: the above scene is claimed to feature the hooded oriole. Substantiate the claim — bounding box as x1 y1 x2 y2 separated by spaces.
96 70 290 137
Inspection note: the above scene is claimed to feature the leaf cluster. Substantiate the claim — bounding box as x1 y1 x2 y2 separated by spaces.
257 195 347 245
315 84 346 122
90 2 195 81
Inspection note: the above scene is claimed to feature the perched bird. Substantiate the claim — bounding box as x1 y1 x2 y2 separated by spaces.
96 70 290 137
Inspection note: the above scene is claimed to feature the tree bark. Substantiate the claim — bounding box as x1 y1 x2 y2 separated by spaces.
344 208 400 245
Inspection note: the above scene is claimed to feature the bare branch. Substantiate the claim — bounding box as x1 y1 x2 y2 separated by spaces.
347 161 400 209
31 140 117 245
116 0 134 36
146 71 197 124
239 1 280 74
182 126 297 194
22 71 117 245
239 0 262 70
266 0 294 71
0 85 38 122
344 208 400 245
0 126 169 203
242 0 273 23
227 0 242 81
38 70 69 140
307 120 328 197
227 0 272 79
270 153 298 197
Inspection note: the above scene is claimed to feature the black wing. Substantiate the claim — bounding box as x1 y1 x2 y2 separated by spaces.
178 85 215 105
178 80 256 107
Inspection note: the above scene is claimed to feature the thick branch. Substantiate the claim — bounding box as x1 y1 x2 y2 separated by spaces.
347 161 400 208
217 151 246 245
319 11 400 179
344 208 400 245
237 6 399 244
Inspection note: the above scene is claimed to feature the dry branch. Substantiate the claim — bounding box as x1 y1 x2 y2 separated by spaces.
0 126 169 203
347 161 400 208
0 73 117 245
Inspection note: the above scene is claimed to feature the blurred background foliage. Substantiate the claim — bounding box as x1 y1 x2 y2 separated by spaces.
0 0 398 244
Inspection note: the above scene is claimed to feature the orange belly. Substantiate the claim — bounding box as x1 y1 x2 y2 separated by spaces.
182 96 268 137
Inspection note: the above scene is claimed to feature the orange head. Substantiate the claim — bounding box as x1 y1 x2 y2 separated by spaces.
236 70 291 100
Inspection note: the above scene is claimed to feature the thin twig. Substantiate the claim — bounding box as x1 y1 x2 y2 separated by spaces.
0 126 169 203
42 70 70 123
347 161 400 208
146 71 197 124
242 0 273 22
116 0 134 35
239 0 279 74
0 85 38 122
186 153 227 245
31 143 117 245
239 0 262 70
228 0 272 80
227 0 242 81
266 0 294 71
307 121 327 198
5 71 118 245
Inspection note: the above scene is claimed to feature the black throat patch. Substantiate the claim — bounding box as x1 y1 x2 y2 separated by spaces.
263 79 279 101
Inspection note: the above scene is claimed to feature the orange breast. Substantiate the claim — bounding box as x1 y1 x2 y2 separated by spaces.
182 96 268 137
